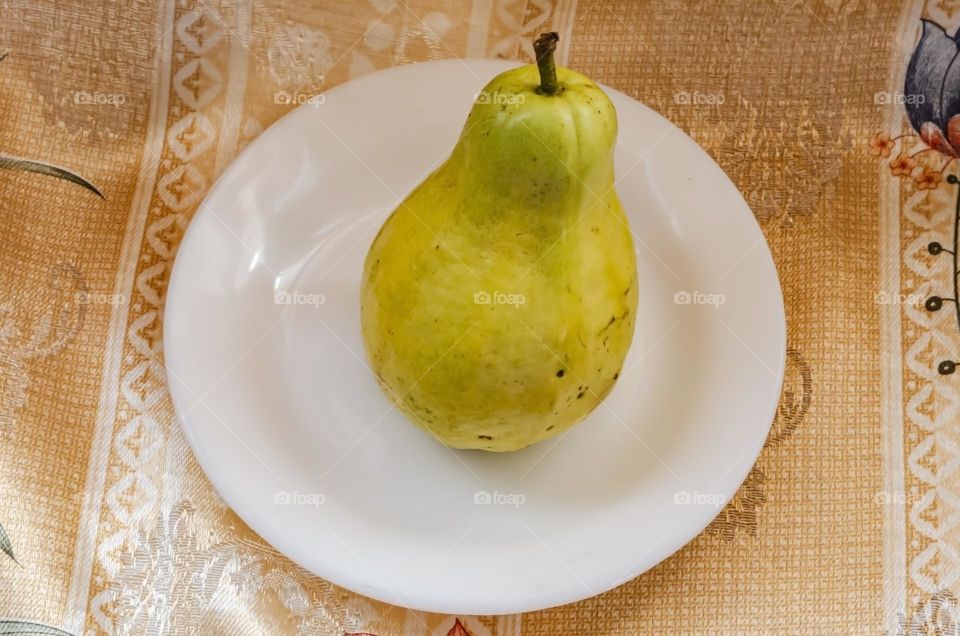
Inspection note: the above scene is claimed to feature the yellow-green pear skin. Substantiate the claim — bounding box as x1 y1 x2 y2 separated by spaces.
360 38 637 452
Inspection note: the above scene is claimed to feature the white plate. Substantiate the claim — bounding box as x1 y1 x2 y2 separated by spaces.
164 60 785 615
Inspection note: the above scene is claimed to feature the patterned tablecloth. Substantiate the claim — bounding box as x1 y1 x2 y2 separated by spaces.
1 0 955 633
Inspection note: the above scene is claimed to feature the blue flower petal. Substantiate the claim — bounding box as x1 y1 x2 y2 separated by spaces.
906 20 959 133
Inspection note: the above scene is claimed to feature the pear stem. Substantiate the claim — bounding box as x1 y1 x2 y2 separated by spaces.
534 32 561 96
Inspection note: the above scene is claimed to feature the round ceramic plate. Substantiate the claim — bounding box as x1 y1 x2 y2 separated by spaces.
164 59 785 615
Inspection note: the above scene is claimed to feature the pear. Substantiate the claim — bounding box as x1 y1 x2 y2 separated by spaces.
360 33 638 451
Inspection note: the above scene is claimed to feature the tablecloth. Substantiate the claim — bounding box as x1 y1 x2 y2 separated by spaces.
0 0 943 633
